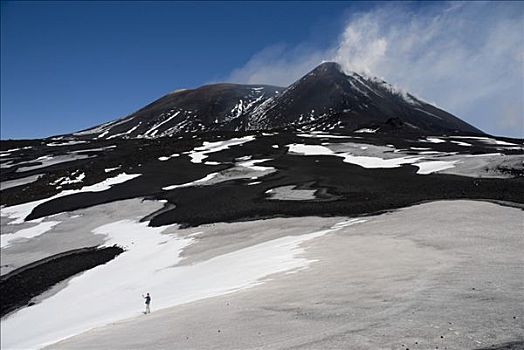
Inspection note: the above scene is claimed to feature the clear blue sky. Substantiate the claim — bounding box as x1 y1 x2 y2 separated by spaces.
2 1 522 139
1 1 360 139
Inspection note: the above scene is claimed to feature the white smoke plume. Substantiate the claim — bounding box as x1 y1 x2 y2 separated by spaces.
227 2 524 137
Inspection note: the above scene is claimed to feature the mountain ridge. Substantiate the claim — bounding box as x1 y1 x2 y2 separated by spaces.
66 62 484 139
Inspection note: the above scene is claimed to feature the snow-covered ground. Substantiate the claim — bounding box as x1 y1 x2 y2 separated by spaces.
1 213 366 349
297 132 352 139
163 173 219 190
162 157 275 190
43 201 524 350
1 220 61 248
188 136 255 164
236 158 274 172
286 141 522 177
354 128 378 133
287 143 423 169
46 141 89 147
1 133 522 350
158 153 179 161
14 154 93 173
414 160 460 175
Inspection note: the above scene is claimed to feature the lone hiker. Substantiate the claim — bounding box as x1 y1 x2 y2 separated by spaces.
142 293 151 314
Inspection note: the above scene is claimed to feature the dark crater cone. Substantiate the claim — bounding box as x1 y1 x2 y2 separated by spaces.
247 62 483 134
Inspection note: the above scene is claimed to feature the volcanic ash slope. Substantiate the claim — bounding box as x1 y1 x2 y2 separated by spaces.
46 200 524 350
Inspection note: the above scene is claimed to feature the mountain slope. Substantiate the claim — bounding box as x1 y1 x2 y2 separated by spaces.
73 84 282 139
1 113 522 349
246 62 483 134
67 62 483 139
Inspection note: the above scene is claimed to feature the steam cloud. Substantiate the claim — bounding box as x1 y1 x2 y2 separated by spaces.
227 2 524 137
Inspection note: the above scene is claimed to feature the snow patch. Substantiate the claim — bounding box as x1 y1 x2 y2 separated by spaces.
46 141 88 147
0 146 32 154
424 137 446 144
288 144 334 156
342 154 421 168
465 153 503 157
158 154 180 162
414 161 460 175
354 128 378 134
144 112 180 138
163 173 218 190
188 136 255 164
450 141 472 147
297 133 350 139
237 159 274 172
107 123 142 139
104 166 121 173
492 140 518 146
52 172 86 186
451 136 519 147
287 143 422 169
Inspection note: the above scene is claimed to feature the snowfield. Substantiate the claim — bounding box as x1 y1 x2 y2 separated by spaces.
1 216 366 349
1 130 522 350
39 201 524 350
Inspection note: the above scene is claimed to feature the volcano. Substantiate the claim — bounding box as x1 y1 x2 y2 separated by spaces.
70 62 483 139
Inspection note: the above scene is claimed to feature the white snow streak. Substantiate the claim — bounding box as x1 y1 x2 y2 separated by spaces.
188 136 255 164
424 137 446 144
162 173 219 190
107 122 142 139
450 141 472 147
288 144 334 156
237 159 274 172
158 153 180 162
46 141 88 147
144 112 180 138
413 160 460 174
354 128 378 133
104 166 121 173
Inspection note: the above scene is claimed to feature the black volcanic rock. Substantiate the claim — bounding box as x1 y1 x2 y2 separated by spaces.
67 62 483 139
